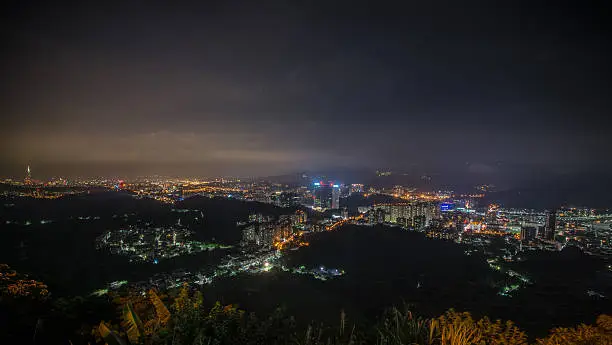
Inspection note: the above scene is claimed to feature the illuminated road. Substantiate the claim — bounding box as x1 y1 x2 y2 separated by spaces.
326 214 364 231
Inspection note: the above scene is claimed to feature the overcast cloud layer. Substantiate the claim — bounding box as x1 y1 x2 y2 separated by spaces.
2 1 610 179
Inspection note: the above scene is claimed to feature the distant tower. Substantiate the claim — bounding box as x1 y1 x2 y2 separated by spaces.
24 165 32 184
544 209 556 241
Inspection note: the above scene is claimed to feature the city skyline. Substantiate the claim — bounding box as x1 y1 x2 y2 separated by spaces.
2 2 611 343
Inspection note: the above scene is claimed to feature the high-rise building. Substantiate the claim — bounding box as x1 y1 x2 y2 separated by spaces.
350 184 364 195
520 225 537 242
292 210 307 224
543 209 556 241
24 165 32 185
241 217 295 248
257 223 275 247
536 225 545 238
369 208 386 224
276 216 293 239
455 217 465 232
486 204 499 224
241 225 257 244
313 182 332 209
393 185 409 196
313 182 340 210
331 184 340 209
373 202 439 229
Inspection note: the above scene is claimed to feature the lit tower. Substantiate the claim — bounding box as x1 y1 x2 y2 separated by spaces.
24 165 32 184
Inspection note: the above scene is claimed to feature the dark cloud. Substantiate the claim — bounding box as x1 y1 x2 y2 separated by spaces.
1 0 611 179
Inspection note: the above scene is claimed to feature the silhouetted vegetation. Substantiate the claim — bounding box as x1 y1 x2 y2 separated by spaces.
1 272 611 344
91 285 611 345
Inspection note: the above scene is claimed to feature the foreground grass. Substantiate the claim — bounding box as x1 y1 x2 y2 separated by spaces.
95 286 612 345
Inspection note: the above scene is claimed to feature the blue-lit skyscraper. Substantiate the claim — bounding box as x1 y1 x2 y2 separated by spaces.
313 182 340 210
313 182 331 209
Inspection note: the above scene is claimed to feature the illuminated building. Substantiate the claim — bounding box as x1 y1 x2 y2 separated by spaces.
332 184 340 209
373 202 439 229
241 216 295 248
313 182 331 209
248 213 272 223
24 165 32 185
369 208 386 224
455 217 465 232
350 184 364 195
486 204 499 222
543 209 557 240
292 210 307 223
464 221 485 232
358 206 371 214
393 185 409 196
313 182 340 210
440 203 453 212
520 225 537 241
276 216 293 239
256 223 275 247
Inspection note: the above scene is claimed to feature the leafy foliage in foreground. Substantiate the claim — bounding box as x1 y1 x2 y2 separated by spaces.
95 285 611 345
535 314 612 345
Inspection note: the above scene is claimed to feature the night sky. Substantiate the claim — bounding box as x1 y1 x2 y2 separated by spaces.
2 1 611 181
